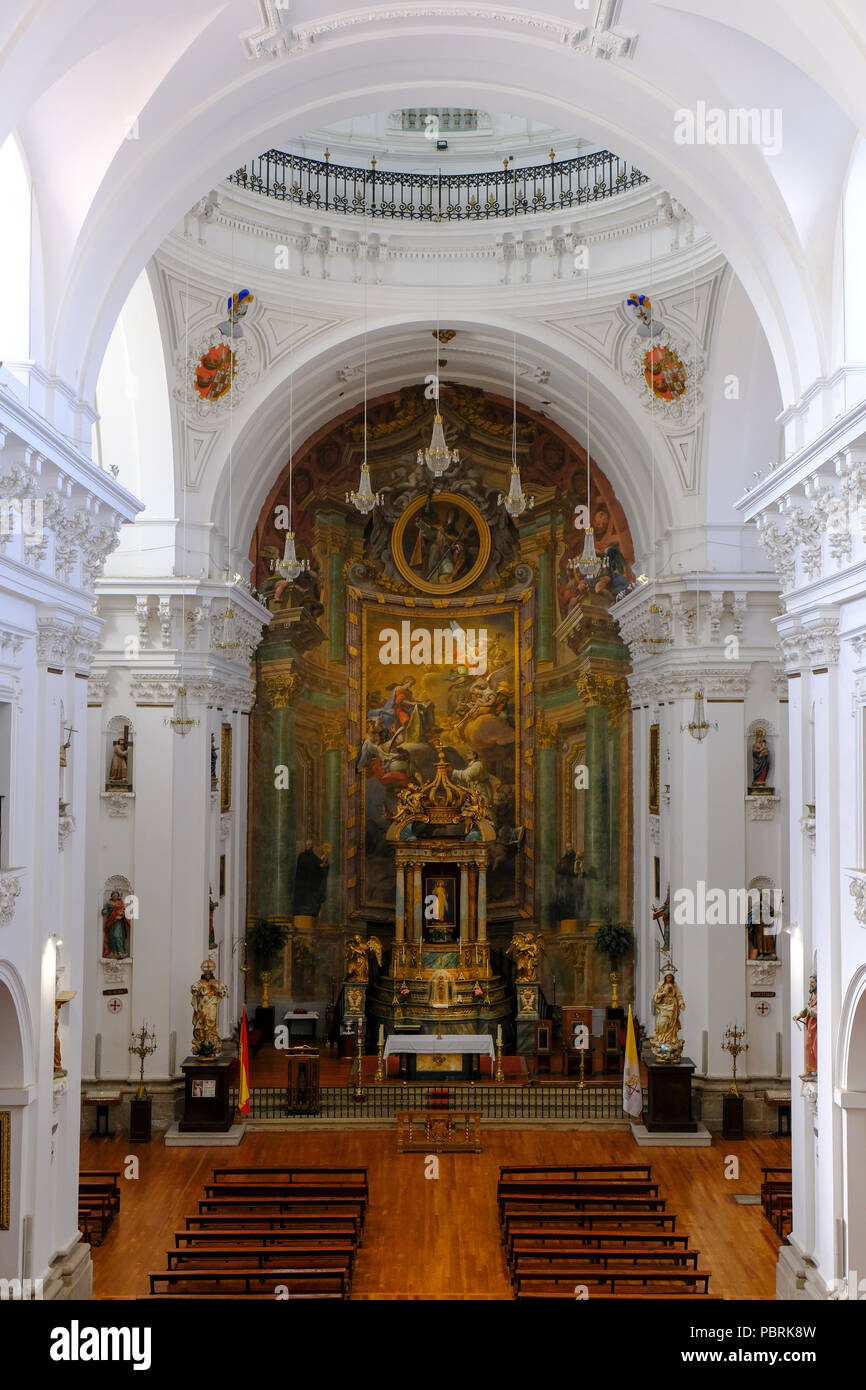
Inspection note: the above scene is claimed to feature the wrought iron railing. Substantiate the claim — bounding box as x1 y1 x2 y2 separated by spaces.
227 149 649 221
230 1084 645 1120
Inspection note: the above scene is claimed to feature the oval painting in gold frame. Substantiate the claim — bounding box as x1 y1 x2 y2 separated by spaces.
391 492 491 595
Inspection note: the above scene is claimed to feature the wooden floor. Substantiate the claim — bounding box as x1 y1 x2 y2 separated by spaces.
80 1127 787 1300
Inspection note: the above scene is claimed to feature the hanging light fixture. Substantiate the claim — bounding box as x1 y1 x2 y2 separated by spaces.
636 601 672 653
166 686 199 737
571 331 600 576
213 591 244 655
419 409 459 479
498 337 533 518
347 230 383 515
681 690 717 742
273 283 311 577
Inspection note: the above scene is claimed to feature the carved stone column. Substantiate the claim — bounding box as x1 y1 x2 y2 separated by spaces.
535 710 558 927
320 716 345 925
459 865 469 944
260 666 301 922
412 862 423 941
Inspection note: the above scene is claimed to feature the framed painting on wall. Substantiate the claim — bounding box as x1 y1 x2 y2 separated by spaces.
220 723 232 812
648 724 660 815
0 1110 9 1229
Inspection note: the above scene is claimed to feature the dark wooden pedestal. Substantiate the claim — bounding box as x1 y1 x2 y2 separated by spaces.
254 1005 275 1044
286 1050 320 1113
129 1097 152 1143
723 1093 745 1139
179 1051 235 1132
643 1052 698 1132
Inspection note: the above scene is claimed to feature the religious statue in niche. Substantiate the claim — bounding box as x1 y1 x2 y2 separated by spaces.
210 733 218 785
190 958 228 1058
107 725 131 790
747 887 779 960
101 890 132 960
794 974 817 1076
651 966 685 1062
344 934 383 983
507 930 546 982
293 841 330 920
749 728 773 794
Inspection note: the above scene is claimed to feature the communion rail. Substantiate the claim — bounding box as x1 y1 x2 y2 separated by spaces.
230 1084 644 1121
227 149 649 221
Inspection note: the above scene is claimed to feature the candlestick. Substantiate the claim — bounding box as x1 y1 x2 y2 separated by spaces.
378 1024 384 1046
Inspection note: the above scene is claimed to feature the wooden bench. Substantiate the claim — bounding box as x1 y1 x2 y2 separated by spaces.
503 1211 677 1237
514 1267 711 1296
203 1181 368 1202
197 1197 366 1226
500 1165 653 1182
499 1196 667 1225
77 1192 115 1244
511 1247 699 1275
516 1290 720 1301
148 1267 347 1298
212 1166 367 1185
165 1246 355 1290
507 1230 689 1257
176 1224 359 1248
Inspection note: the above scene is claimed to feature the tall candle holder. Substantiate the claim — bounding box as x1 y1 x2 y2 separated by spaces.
722 1024 748 1096
375 1025 385 1084
352 1019 366 1102
128 1022 157 1100
577 1042 587 1089
494 1026 504 1084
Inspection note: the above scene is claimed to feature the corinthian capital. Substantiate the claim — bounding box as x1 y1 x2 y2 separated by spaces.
263 670 301 708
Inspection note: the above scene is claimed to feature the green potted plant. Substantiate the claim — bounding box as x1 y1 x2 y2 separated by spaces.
246 919 289 1020
594 922 633 1009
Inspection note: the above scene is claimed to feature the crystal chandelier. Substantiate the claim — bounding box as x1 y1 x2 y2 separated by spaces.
213 601 244 654
347 233 382 514
165 686 199 737
346 462 381 516
636 602 671 651
681 690 717 742
499 337 533 518
420 411 459 479
272 293 310 578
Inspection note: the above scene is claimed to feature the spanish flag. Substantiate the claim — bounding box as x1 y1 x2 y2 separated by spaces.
238 1008 250 1117
622 1004 642 1119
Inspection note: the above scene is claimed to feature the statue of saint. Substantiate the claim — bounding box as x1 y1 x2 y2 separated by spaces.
651 970 685 1061
190 958 228 1058
101 891 132 959
293 840 330 918
344 934 382 983
794 974 817 1076
750 729 772 791
108 735 129 785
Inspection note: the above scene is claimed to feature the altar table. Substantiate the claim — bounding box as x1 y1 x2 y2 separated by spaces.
384 1033 495 1080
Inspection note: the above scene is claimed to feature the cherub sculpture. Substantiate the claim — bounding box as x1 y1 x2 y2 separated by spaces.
506 930 546 982
344 934 383 983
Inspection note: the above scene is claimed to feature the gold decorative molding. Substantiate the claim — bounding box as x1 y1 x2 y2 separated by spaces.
262 671 301 708
535 710 558 748
576 671 629 720
320 717 346 751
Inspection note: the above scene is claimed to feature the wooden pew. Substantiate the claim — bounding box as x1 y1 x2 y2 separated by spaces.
500 1165 653 1182
197 1196 366 1225
203 1181 367 1201
511 1246 699 1276
176 1223 359 1248
517 1290 721 1301
166 1246 355 1290
507 1230 689 1258
499 1195 667 1226
212 1166 367 1186
515 1266 711 1296
148 1268 346 1298
503 1210 678 1239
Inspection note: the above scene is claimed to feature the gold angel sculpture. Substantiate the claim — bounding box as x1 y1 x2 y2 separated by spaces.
507 930 545 982
344 934 383 983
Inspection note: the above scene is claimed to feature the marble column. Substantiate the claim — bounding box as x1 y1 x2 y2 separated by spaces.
261 668 300 921
536 711 558 928
536 545 555 664
459 865 469 943
581 693 610 923
314 509 349 665
320 717 345 925
477 866 487 941
412 863 423 940
395 867 405 942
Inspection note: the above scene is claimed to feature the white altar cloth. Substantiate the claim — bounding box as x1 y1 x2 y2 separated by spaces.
383 1034 495 1060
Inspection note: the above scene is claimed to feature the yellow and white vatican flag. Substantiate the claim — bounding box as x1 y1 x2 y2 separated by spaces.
622 1005 642 1118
